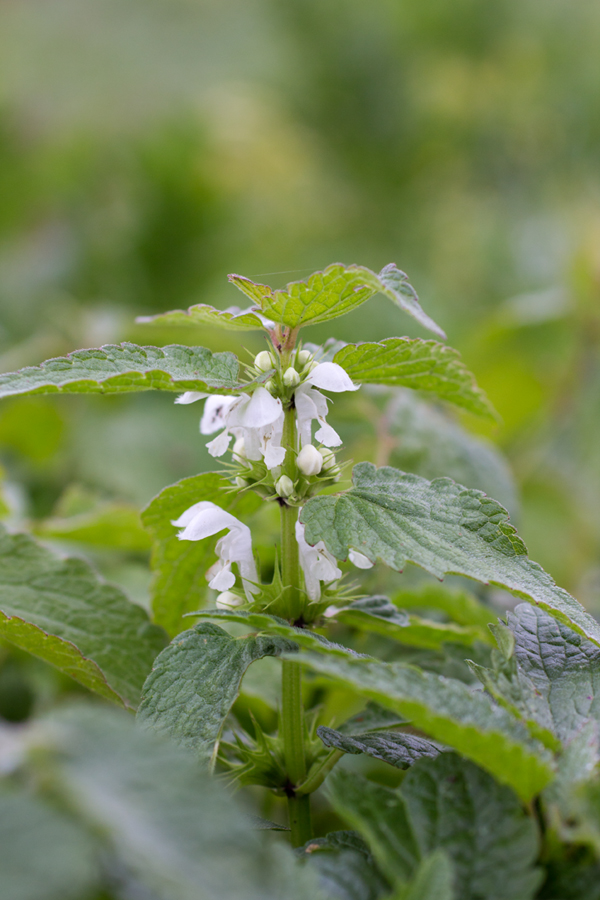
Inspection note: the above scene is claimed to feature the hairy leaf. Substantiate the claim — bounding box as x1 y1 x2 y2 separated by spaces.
301 463 600 648
390 851 454 900
0 791 98 900
142 472 260 636
0 343 255 398
0 527 166 708
336 596 492 649
299 831 390 900
401 753 542 900
290 650 553 800
337 702 409 733
137 623 295 760
385 391 517 513
34 503 151 552
38 706 319 900
317 725 441 769
136 304 267 331
370 264 446 340
333 339 495 420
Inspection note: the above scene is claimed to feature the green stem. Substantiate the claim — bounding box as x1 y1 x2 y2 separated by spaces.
279 403 312 845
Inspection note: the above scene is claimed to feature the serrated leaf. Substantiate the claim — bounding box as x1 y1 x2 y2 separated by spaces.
0 791 99 900
38 705 320 900
0 526 166 708
333 339 495 420
317 725 441 770
372 264 446 340
136 304 267 331
301 463 600 649
336 596 492 649
190 608 365 658
137 623 295 760
473 603 600 748
401 753 542 900
385 392 516 513
34 503 151 552
290 650 553 800
299 831 390 900
142 473 261 636
0 342 256 399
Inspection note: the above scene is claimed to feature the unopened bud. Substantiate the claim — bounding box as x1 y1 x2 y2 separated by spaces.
264 379 276 394
275 475 295 498
232 437 247 460
297 349 312 366
297 444 323 476
235 476 249 488
319 448 337 470
254 350 275 372
216 591 244 610
283 366 301 387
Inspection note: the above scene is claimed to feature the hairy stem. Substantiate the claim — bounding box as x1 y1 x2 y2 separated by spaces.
279 402 312 845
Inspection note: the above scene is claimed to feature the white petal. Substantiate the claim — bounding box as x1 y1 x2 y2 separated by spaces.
306 362 359 393
206 430 233 457
315 420 342 447
208 564 236 591
229 387 282 429
174 502 242 541
200 395 238 434
349 549 374 569
175 391 208 405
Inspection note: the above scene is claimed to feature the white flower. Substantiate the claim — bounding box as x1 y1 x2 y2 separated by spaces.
172 501 258 599
283 366 301 387
176 388 285 469
216 591 245 610
348 549 374 569
297 444 323 476
295 518 342 602
254 350 275 372
294 362 359 449
275 475 295 498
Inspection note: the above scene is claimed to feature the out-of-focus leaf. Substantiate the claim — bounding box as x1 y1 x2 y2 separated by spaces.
301 463 600 648
0 526 166 708
0 397 65 462
141 473 260 636
336 702 409 733
37 705 320 900
290 650 553 800
392 584 496 631
137 303 267 331
334 340 495 420
336 596 492 649
0 343 258 398
317 725 441 769
34 502 151 552
299 830 390 900
389 852 454 900
0 790 99 900
385 391 517 514
137 622 295 760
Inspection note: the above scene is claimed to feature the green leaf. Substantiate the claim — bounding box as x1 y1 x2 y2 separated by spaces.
301 463 600 649
141 472 261 636
384 392 516 513
401 753 542 900
327 769 420 883
137 303 267 331
336 702 409 733
472 603 600 747
336 596 492 649
290 650 553 800
392 584 496 631
390 851 454 900
34 502 152 552
299 831 390 900
0 526 166 708
0 342 256 399
37 705 320 900
333 339 495 420
317 725 441 770
370 264 446 340
0 791 99 900
137 623 294 761
190 608 366 657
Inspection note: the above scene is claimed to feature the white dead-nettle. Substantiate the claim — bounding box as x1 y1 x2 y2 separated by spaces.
348 549 374 569
276 475 295 498
297 444 323 476
294 363 359 449
176 387 285 469
216 591 245 610
172 501 258 599
295 518 342 602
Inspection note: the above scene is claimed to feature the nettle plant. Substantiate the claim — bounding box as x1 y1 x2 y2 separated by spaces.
3 264 600 900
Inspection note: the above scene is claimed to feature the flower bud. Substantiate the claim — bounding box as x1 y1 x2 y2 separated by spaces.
297 349 312 366
235 476 249 488
216 591 245 610
283 366 301 387
264 379 276 395
297 444 323 476
254 350 275 372
275 475 295 498
232 437 247 460
319 448 337 469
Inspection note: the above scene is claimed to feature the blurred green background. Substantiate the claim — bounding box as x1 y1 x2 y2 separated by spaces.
1 0 600 718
